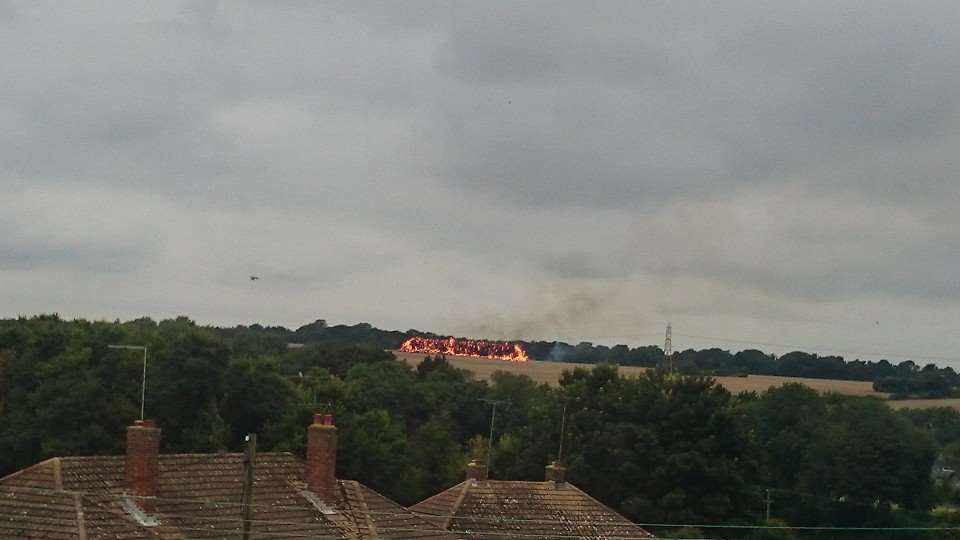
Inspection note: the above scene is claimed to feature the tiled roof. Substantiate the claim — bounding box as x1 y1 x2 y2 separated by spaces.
0 485 80 540
0 453 449 540
412 479 656 540
353 482 447 540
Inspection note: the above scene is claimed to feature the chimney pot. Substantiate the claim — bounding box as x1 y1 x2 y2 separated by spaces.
545 461 566 484
305 416 337 500
466 460 487 481
125 420 161 512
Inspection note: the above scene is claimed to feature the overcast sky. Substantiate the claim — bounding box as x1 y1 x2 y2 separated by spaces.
3 1 960 366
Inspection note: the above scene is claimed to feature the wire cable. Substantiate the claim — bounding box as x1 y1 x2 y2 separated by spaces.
563 329 958 364
8 484 960 535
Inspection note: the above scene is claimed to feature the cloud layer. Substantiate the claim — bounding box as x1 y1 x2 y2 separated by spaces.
3 1 960 365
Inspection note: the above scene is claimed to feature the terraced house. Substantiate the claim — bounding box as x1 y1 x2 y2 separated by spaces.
1 416 655 539
0 415 447 540
413 461 655 540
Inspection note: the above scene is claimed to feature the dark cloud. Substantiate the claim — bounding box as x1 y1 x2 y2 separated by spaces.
428 2 960 208
2 1 960 364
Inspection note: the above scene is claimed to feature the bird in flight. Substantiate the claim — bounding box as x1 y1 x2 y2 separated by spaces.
250 276 260 281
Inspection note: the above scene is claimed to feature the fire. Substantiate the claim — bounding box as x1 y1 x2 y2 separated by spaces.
400 336 530 362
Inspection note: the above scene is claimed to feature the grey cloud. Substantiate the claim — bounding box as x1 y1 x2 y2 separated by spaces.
427 2 960 209
2 1 960 362
1 2 432 211
636 191 960 303
1 242 145 273
0 1 15 22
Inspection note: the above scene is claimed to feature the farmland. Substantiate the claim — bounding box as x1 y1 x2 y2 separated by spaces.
393 351 960 410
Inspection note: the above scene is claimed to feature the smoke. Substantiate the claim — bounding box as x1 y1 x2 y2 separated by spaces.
549 342 573 362
460 286 623 342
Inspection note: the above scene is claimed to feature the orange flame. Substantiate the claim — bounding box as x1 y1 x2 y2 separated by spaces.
400 336 529 362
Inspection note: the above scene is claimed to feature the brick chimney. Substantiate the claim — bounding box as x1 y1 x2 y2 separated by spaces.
125 419 161 512
305 413 337 500
545 461 566 484
466 459 487 481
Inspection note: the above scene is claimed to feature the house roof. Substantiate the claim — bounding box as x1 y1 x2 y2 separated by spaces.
411 479 656 540
0 484 85 540
0 453 449 540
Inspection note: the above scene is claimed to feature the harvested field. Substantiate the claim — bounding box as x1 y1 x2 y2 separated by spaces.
888 399 960 411
392 351 958 410
717 374 882 397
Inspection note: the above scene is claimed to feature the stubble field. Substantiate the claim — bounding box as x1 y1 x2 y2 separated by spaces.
392 351 960 410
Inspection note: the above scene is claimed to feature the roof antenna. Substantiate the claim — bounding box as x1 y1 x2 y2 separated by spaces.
108 344 148 421
557 404 567 464
479 398 510 477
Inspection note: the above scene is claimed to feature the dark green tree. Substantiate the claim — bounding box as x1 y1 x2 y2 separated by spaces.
560 366 755 524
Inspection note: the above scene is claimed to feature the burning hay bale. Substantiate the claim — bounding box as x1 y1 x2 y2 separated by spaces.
400 336 529 362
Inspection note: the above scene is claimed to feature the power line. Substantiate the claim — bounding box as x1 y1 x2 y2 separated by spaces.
674 332 958 363
10 485 960 536
156 504 641 530
493 317 955 359
485 317 957 363
79 488 960 531
132 517 960 538
564 329 959 364
107 510 658 540
91 495 960 533
148 525 342 539
138 511 352 536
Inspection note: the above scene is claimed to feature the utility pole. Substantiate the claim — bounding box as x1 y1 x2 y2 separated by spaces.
763 489 773 522
479 399 509 476
108 344 148 420
241 433 257 540
664 323 673 373
557 404 567 463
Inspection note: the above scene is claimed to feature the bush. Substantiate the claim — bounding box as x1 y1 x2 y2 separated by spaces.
660 526 705 539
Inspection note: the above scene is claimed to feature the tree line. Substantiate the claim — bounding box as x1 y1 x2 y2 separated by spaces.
230 319 960 398
2 315 959 539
